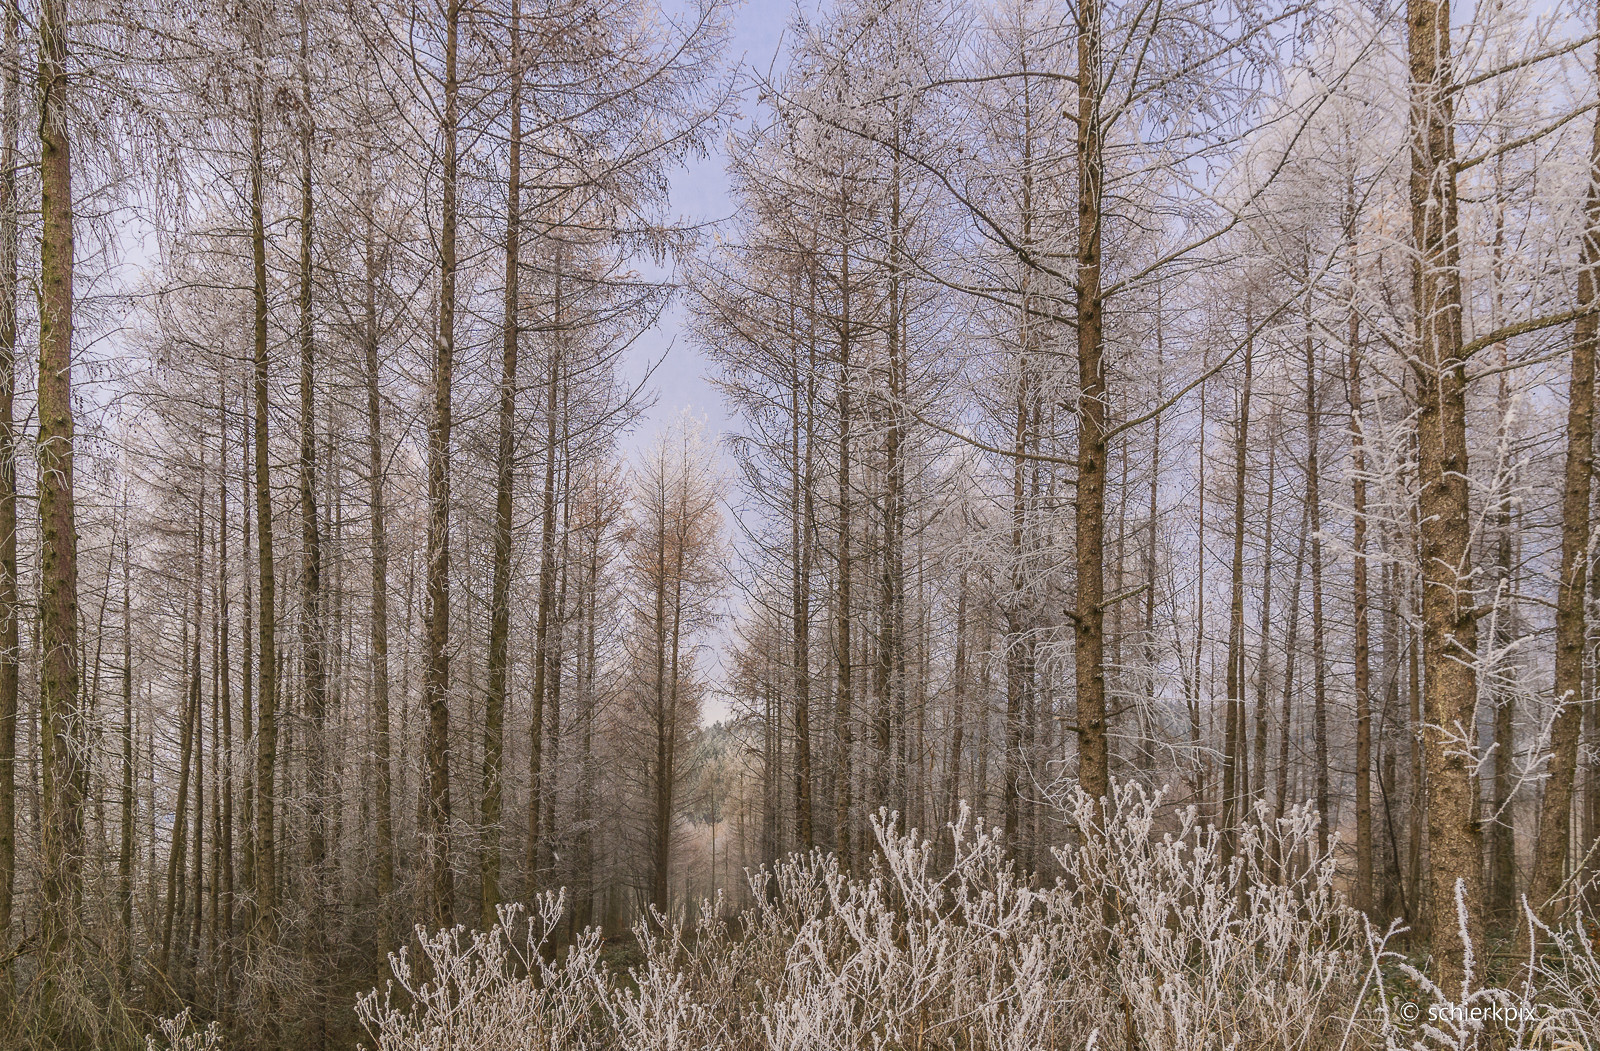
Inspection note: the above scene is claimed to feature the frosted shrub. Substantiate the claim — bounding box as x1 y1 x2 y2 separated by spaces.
350 782 1369 1050
139 789 1600 1051
355 891 615 1050
1056 783 1364 1051
146 1010 223 1051
1521 904 1600 1047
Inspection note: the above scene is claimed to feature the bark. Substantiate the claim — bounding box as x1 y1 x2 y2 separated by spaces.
528 270 561 891
423 0 461 930
1527 55 1600 925
484 0 521 927
1223 332 1252 857
0 0 17 984
792 310 814 849
119 528 133 975
1348 246 1374 916
1275 497 1311 827
217 403 234 973
1303 314 1330 857
1252 424 1276 804
357 170 394 959
295 11 330 990
1074 0 1110 811
1408 0 1485 978
37 0 83 959
250 21 279 932
834 237 854 868
163 595 200 977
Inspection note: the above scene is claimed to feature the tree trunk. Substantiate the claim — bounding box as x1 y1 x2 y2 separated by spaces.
1223 331 1252 858
1303 312 1330 857
360 167 393 953
1073 0 1110 812
37 0 83 961
484 1 521 928
1527 53 1600 926
1408 0 1485 979
295 18 328 1034
834 239 854 868
792 320 814 849
528 269 561 892
0 0 18 988
120 527 133 976
423 0 461 931
1252 423 1276 804
250 23 279 933
1347 236 1374 916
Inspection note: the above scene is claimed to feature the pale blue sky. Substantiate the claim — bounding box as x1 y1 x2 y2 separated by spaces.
629 0 794 442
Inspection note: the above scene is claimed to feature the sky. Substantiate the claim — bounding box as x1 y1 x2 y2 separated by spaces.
627 0 794 442
624 0 796 721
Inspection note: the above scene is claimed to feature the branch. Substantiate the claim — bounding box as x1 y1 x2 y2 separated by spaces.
1455 100 1599 173
1460 303 1600 360
906 405 1081 476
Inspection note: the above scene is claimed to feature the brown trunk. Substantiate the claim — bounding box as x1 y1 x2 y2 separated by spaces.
250 22 278 932
296 10 329 974
1074 0 1110 811
37 0 83 959
119 526 133 974
1348 234 1374 916
1223 332 1252 857
1275 498 1311 826
527 268 561 891
217 406 234 970
1303 313 1330 857
360 169 393 951
1527 57 1600 926
1408 0 1485 979
484 1 520 927
834 238 854 868
163 598 199 977
0 0 17 985
793 314 814 849
422 0 461 930
1252 423 1276 804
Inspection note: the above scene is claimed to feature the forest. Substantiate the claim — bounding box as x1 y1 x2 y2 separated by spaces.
1 0 1600 1045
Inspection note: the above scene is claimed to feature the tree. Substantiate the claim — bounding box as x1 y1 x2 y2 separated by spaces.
624 420 724 913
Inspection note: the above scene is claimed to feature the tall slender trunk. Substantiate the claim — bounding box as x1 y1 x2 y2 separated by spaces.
1275 498 1311 826
1223 332 1252 857
37 0 83 959
1252 423 1276 804
294 0 329 935
1347 229 1374 916
1141 326 1163 774
792 316 814 849
0 0 18 985
1073 0 1110 811
250 24 279 932
217 402 234 974
945 567 968 831
528 268 561 891
163 592 200 977
119 525 133 975
361 173 393 949
1303 309 1330 856
1408 0 1485 978
1528 44 1600 925
295 16 328 1036
484 1 521 927
834 237 854 868
883 129 907 818
1485 146 1517 923
423 0 461 930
